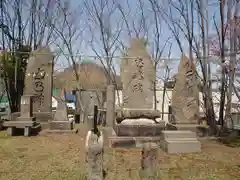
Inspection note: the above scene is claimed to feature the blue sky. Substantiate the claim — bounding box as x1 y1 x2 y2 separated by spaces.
54 0 223 78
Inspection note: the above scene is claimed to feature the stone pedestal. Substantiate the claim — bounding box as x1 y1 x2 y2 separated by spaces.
160 130 201 154
166 123 209 137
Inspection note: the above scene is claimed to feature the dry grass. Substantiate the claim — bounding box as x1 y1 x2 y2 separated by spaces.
0 125 239 180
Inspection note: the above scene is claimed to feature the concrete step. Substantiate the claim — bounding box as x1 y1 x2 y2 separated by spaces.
108 136 161 148
161 139 201 154
161 130 196 140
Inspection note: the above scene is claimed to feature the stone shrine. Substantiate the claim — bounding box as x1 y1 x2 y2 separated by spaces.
108 38 165 148
47 89 77 133
4 95 40 136
10 47 54 127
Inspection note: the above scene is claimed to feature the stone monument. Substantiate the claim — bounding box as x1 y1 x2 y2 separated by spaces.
11 47 54 127
4 95 40 136
47 89 77 133
109 38 165 148
161 54 201 154
171 54 199 124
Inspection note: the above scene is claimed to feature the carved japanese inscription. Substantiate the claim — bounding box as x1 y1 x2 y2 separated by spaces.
32 68 45 107
120 38 155 109
24 47 53 112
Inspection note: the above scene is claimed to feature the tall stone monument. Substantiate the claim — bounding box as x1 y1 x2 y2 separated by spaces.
24 47 53 113
171 54 199 124
121 38 155 110
109 38 165 148
160 54 201 154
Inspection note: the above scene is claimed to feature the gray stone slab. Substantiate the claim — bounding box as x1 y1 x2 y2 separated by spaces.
161 130 196 139
53 89 68 121
116 122 165 136
4 120 37 128
166 123 210 137
49 120 73 130
108 136 161 148
11 112 54 122
162 139 201 154
43 129 78 134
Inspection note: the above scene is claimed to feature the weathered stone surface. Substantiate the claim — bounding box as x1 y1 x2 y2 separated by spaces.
109 136 161 148
106 85 115 127
80 89 105 120
121 38 155 109
49 121 73 130
140 142 158 179
85 131 104 180
53 89 68 121
160 130 201 154
166 123 210 137
171 54 199 124
116 122 165 136
24 47 53 112
162 139 201 154
121 118 155 125
116 109 160 122
11 112 53 122
20 95 33 117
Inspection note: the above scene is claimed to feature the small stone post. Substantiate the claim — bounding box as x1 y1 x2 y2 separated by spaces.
106 85 115 128
140 143 158 179
85 105 104 180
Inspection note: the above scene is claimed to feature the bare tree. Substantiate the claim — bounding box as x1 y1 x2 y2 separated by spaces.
0 0 61 112
84 0 123 86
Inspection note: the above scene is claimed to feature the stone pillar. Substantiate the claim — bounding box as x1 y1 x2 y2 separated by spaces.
140 143 158 179
85 131 104 180
106 85 115 128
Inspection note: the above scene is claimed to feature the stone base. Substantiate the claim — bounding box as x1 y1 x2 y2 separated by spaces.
166 123 209 137
116 121 165 136
49 120 73 130
4 119 40 137
43 129 78 134
160 130 201 154
109 136 161 148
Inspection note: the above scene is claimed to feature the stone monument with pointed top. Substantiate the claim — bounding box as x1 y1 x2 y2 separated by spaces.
10 47 54 126
161 54 201 154
171 54 199 124
108 38 165 148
